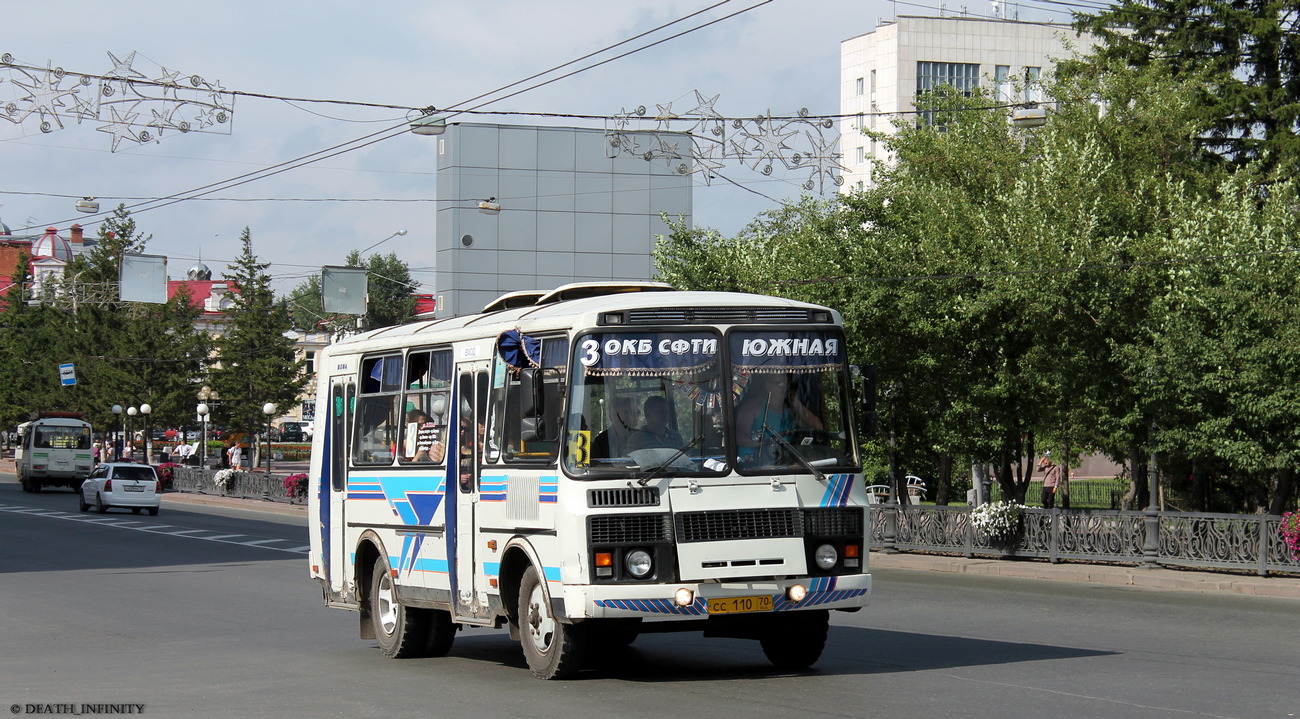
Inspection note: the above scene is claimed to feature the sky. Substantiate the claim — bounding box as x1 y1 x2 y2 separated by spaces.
2 0 1073 297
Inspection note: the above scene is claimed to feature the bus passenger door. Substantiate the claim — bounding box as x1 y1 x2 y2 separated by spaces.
327 380 353 596
452 366 491 621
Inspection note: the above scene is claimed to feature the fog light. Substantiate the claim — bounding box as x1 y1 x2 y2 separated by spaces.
625 549 653 578
786 584 808 602
814 544 838 570
674 587 695 606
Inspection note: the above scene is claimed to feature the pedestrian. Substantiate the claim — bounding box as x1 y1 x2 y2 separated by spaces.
227 442 243 471
92 442 101 466
1039 453 1068 509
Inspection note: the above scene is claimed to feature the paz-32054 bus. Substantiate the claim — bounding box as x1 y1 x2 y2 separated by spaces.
307 283 872 678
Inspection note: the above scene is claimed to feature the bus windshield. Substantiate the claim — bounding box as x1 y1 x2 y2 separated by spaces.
566 331 726 477
33 425 92 450
729 330 855 473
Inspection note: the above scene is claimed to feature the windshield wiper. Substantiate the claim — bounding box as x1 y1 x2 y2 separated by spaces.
636 433 705 486
759 424 827 481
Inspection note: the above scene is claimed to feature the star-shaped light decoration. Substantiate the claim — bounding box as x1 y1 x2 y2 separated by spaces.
97 105 143 152
745 112 799 172
105 51 147 80
9 61 79 130
653 102 678 130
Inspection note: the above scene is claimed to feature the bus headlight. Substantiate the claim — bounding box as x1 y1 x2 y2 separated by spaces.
625 549 653 578
814 544 838 570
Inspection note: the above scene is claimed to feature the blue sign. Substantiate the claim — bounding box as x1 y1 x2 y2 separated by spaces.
59 363 76 386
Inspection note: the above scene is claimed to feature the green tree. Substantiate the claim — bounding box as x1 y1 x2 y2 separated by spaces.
209 228 304 462
1073 0 1300 179
0 207 209 440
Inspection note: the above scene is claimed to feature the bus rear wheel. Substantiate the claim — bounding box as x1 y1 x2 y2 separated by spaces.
759 610 829 670
370 557 431 658
518 565 585 679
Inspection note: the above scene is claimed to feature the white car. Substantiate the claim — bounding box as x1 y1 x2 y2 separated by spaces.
79 462 161 515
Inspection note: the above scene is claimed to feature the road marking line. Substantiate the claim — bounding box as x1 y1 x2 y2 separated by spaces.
0 504 307 555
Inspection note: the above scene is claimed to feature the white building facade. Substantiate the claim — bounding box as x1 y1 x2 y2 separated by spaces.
839 16 1096 190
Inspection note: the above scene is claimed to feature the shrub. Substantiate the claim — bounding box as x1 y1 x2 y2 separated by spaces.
1281 512 1300 561
283 473 308 499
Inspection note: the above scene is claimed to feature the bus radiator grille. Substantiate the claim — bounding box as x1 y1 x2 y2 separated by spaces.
588 487 661 508
802 507 864 537
674 509 802 543
588 513 674 544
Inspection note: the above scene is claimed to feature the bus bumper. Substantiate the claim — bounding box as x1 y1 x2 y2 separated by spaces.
564 573 871 619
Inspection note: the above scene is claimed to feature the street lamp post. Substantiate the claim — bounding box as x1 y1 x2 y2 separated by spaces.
140 404 152 464
111 405 123 461
197 402 209 468
127 406 138 460
197 386 212 467
262 403 277 475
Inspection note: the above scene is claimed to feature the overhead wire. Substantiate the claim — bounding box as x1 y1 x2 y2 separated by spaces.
17 0 770 235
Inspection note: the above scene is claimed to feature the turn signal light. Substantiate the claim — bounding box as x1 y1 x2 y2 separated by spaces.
844 544 860 558
595 552 613 567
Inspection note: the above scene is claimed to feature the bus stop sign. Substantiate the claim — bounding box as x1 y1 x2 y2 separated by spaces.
59 363 76 386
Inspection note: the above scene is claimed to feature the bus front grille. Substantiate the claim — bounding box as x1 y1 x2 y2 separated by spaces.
802 507 864 537
674 509 802 543
588 513 674 544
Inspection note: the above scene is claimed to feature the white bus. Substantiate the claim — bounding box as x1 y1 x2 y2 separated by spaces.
307 283 872 678
17 411 94 492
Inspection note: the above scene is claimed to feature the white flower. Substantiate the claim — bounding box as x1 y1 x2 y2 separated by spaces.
213 468 237 490
971 500 1022 538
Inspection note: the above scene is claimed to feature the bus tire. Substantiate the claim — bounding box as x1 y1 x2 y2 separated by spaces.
422 609 456 657
759 610 829 670
369 557 430 658
518 565 585 679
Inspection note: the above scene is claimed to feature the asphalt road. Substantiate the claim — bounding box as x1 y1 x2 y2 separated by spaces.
2 474 1297 719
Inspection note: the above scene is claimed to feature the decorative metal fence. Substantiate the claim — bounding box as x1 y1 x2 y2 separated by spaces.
871 503 1300 577
172 467 305 505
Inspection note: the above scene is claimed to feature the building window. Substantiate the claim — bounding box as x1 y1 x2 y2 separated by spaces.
1024 66 1042 104
305 350 316 376
869 69 877 103
856 146 865 164
857 113 865 131
995 65 1011 103
856 77 865 95
916 61 980 96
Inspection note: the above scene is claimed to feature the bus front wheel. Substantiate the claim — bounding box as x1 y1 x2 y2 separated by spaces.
370 557 431 658
517 565 586 679
759 609 829 670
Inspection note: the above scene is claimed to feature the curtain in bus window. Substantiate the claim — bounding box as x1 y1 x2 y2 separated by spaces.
363 356 404 394
497 329 542 370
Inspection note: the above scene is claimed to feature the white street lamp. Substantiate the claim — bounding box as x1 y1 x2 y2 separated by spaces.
140 404 152 464
196 402 210 467
111 405 123 461
262 402 278 474
127 406 138 460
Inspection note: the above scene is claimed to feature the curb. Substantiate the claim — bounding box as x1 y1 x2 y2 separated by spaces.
162 490 308 517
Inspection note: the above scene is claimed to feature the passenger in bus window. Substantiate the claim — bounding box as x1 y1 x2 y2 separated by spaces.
592 395 640 459
735 373 824 461
414 415 444 463
626 395 684 452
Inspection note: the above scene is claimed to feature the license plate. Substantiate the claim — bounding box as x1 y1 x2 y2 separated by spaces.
123 484 145 492
706 595 773 614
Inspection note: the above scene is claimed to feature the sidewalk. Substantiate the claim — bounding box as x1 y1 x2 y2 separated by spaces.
3 454 1296 599
868 550 1300 600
